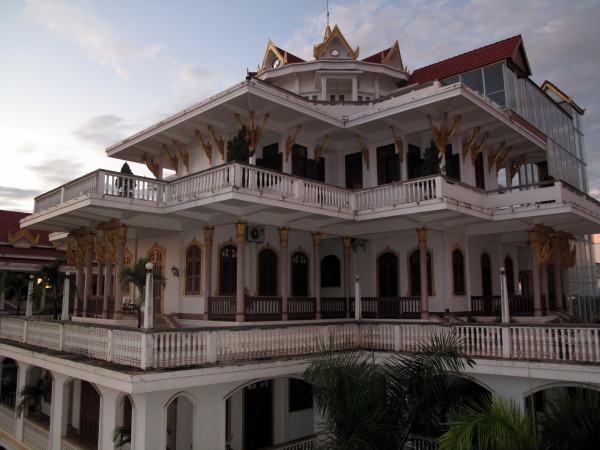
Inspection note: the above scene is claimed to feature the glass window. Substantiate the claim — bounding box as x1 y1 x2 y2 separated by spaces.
556 112 565 148
543 98 551 137
561 113 569 150
185 244 202 295
339 94 345 102
443 75 460 85
517 77 527 118
462 69 484 96
534 89 544 132
506 67 518 111
452 249 465 295
568 120 575 155
312 95 318 101
525 81 536 124
549 105 558 142
483 63 506 108
547 140 556 177
291 252 309 297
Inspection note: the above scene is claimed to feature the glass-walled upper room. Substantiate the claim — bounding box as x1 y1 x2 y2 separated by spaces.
442 63 587 193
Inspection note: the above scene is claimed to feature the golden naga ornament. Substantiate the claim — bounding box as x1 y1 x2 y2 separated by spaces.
509 155 526 180
163 144 179 176
142 152 160 179
495 145 512 174
470 130 489 165
285 125 302 162
208 125 225 162
235 111 270 153
173 140 190 174
527 224 555 266
487 142 505 174
195 130 213 166
461 127 480 162
313 135 329 162
355 135 370 170
427 113 461 155
389 126 404 163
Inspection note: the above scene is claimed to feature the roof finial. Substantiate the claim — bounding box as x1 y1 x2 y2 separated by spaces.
327 0 329 27
324 0 331 39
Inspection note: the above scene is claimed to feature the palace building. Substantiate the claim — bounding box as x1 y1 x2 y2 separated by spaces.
0 25 598 450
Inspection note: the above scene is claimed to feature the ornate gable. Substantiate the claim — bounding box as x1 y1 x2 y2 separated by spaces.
7 229 40 248
258 40 306 74
313 25 359 60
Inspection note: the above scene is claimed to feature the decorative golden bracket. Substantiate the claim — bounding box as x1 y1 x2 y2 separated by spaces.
163 144 179 176
487 142 505 173
208 125 225 162
234 113 243 130
314 135 329 162
142 152 160 179
495 145 511 174
195 130 213 166
173 140 190 174
285 125 302 162
461 127 480 162
471 131 489 165
509 154 525 180
235 111 270 153
355 135 370 170
389 126 404 163
427 113 461 154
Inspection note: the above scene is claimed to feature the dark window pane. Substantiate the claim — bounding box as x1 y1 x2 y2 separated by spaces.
462 69 484 96
321 255 341 287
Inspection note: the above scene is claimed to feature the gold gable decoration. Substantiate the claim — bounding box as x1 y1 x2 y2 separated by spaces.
471 130 489 165
142 152 160 179
313 135 329 162
7 229 40 247
487 142 511 174
313 25 359 59
355 135 370 170
509 154 526 180
195 130 213 166
235 111 270 153
208 125 225 162
163 144 179 176
173 140 190 174
462 127 480 162
427 113 461 155
285 125 302 162
258 39 288 73
389 127 404 163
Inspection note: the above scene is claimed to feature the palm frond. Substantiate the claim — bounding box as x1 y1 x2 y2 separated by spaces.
112 425 132 448
16 378 51 418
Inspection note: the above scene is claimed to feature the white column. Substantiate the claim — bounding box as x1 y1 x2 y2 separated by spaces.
49 372 69 450
103 260 113 319
321 77 327 101
342 237 352 318
61 274 71 321
417 228 429 320
14 361 31 441
144 263 154 329
279 227 290 321
114 243 125 320
197 392 224 449
203 227 215 320
312 232 322 320
235 221 247 323
74 264 84 317
96 384 120 450
83 247 93 317
26 275 34 317
351 77 358 101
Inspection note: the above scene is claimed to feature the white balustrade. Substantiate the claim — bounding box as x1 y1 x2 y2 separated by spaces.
511 326 600 363
34 190 63 213
361 324 394 351
113 330 142 367
23 419 50 450
356 177 439 210
303 181 351 209
272 435 318 450
60 440 81 450
153 331 207 368
62 173 98 203
27 321 61 350
170 165 233 201
241 166 296 197
0 404 14 434
64 324 109 360
102 172 165 201
0 317 24 342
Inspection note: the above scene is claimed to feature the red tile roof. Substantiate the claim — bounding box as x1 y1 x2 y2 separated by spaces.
274 46 306 64
407 35 522 86
362 47 393 64
0 244 66 257
0 210 52 245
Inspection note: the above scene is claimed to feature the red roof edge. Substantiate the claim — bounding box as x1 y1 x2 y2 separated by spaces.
361 47 392 64
274 46 306 64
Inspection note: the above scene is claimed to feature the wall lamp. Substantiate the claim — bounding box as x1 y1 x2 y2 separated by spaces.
171 266 180 277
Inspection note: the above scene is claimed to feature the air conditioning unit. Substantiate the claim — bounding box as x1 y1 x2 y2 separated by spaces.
351 238 367 252
246 225 265 243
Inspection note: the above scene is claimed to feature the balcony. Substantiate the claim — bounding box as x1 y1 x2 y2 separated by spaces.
1 317 599 372
24 163 600 236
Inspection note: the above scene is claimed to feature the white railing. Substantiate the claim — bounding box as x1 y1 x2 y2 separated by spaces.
0 404 14 434
268 435 318 450
170 164 234 201
356 177 439 210
34 190 63 213
242 166 296 197
102 171 165 202
27 321 61 350
23 419 49 450
60 439 82 450
1 317 598 370
63 173 98 203
303 181 351 209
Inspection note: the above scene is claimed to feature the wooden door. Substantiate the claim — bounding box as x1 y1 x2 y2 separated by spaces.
79 381 100 444
220 246 237 296
244 380 272 450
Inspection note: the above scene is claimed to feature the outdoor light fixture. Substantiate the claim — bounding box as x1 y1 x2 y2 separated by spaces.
171 266 179 277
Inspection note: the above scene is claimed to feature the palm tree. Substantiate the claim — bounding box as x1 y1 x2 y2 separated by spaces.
439 387 600 450
16 375 52 419
303 332 475 449
32 257 68 320
118 256 166 303
112 425 131 449
1 272 29 315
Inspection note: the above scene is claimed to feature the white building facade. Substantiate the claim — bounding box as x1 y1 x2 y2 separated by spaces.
0 27 599 450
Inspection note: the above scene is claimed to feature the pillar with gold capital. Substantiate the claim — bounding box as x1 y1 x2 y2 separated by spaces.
312 232 323 319
82 232 96 318
417 227 429 320
202 226 215 319
113 223 128 320
235 221 247 322
342 236 352 318
278 227 290 320
552 235 563 312
527 227 545 317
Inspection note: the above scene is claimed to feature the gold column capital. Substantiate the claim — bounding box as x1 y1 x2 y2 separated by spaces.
342 236 352 255
311 232 323 251
527 224 555 266
416 227 429 248
235 221 247 243
278 227 290 248
203 226 216 247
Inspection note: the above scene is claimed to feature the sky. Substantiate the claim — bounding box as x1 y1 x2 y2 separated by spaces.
1 0 599 214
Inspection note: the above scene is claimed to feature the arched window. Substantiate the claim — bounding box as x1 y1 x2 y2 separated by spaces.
452 249 466 295
185 243 202 295
291 251 309 296
408 249 433 296
505 256 515 295
378 251 398 297
0 358 18 409
258 248 278 296
148 245 165 316
321 255 341 287
481 253 492 296
219 245 237 296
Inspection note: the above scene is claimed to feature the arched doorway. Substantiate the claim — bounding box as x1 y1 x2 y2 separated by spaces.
378 251 399 297
408 249 433 296
79 381 100 445
481 253 492 296
148 245 165 316
165 394 194 450
219 245 237 296
258 248 278 296
291 251 309 296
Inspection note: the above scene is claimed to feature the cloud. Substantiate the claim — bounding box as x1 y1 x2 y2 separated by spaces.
24 0 163 79
284 0 600 198
168 64 236 111
72 114 141 150
24 156 91 187
0 186 43 213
